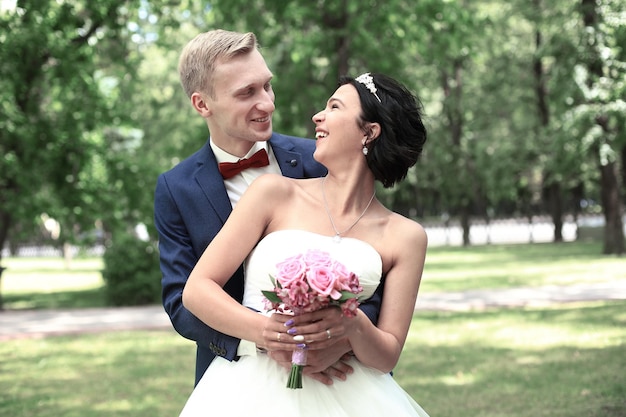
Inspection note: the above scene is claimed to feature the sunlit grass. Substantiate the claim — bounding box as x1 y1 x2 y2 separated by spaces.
1 242 625 416
1 257 105 309
1 301 624 417
2 241 624 310
421 242 625 292
0 330 196 417
396 301 626 417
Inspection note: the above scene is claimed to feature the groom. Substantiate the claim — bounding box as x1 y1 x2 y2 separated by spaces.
154 29 384 386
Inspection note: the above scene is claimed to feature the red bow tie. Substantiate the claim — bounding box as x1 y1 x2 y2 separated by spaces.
218 149 270 179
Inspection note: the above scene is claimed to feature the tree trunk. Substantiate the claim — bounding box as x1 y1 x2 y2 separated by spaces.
571 182 584 225
460 205 471 246
0 210 11 310
532 7 564 242
547 182 564 242
621 145 626 205
0 267 4 310
322 0 349 80
599 160 625 254
442 60 471 246
581 0 625 255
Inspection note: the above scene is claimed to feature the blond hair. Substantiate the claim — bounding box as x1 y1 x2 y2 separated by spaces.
178 29 258 98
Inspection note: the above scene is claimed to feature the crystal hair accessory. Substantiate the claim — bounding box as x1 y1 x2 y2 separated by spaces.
355 73 381 102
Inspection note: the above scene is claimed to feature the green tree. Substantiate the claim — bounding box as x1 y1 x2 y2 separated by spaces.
0 0 172 307
574 0 625 254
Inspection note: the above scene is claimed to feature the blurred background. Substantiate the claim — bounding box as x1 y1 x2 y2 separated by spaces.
1 2 625 416
1 0 624 306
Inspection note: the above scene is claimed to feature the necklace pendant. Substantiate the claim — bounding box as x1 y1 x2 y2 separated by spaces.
332 234 342 243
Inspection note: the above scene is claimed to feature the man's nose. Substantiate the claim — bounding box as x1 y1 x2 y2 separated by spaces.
258 90 275 112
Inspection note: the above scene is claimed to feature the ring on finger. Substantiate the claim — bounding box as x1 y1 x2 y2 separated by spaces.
326 329 331 339
277 332 282 342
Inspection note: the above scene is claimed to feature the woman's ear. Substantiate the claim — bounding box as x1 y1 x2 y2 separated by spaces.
367 122 381 142
191 92 212 117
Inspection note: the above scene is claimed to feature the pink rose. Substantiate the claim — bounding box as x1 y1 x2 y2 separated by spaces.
306 265 340 299
302 249 332 268
330 260 353 291
274 254 306 288
329 262 362 298
265 249 362 315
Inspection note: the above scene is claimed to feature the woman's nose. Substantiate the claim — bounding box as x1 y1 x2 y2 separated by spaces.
312 110 324 123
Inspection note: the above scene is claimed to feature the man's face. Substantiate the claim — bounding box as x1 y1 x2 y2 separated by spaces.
206 49 275 154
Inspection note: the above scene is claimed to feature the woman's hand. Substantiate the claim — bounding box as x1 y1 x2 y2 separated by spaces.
282 306 361 349
262 308 360 385
258 312 307 351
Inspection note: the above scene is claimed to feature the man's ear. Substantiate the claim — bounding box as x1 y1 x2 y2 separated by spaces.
191 92 212 117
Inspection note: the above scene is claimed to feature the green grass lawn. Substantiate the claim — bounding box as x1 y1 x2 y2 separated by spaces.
1 301 624 417
1 257 105 309
420 241 626 293
2 241 624 310
399 301 626 417
0 241 624 416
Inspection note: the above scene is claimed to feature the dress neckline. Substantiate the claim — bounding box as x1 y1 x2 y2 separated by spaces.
260 229 381 261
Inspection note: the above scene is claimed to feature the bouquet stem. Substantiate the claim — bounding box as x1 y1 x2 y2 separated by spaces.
287 333 307 389
287 364 304 389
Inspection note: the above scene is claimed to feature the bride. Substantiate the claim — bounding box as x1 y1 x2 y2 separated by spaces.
180 73 430 416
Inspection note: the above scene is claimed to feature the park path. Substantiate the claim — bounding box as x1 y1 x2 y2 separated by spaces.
2 280 626 341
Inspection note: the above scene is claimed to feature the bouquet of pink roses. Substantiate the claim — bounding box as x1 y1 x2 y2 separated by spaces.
262 249 363 389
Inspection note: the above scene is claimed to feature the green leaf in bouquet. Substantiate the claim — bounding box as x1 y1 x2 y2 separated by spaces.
261 289 282 304
337 290 360 302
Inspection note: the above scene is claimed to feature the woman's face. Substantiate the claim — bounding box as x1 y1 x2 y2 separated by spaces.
312 84 365 162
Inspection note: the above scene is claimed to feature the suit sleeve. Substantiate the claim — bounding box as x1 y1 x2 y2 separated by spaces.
357 280 384 325
154 173 241 361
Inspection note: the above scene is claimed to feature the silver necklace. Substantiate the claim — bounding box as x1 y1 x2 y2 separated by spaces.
321 176 376 243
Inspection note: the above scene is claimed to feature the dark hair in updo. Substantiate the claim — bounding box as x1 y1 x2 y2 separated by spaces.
339 73 427 188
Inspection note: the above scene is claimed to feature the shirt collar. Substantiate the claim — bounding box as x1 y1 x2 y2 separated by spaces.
209 139 269 164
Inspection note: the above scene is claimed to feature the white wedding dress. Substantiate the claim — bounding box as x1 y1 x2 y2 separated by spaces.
179 230 430 417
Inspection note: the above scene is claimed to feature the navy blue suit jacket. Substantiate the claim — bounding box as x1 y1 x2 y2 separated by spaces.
154 133 383 385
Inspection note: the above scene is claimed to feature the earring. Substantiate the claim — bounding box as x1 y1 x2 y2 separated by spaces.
362 146 368 156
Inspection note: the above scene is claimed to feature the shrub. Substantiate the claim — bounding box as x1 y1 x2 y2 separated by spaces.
102 233 161 306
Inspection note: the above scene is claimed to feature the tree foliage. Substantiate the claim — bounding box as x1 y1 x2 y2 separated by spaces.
1 0 624 269
1 1 137 254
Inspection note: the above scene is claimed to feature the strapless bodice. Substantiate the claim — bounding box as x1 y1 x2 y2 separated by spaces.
243 230 383 311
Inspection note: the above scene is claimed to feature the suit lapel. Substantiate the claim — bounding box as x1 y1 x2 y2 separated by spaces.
270 135 305 179
191 135 308 225
194 144 232 224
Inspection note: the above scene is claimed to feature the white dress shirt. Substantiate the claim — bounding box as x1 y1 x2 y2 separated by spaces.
209 139 281 356
210 140 282 206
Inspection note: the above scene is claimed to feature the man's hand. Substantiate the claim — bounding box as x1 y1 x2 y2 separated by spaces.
304 352 355 385
267 338 355 385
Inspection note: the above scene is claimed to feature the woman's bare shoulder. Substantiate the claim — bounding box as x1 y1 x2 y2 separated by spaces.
388 212 428 248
